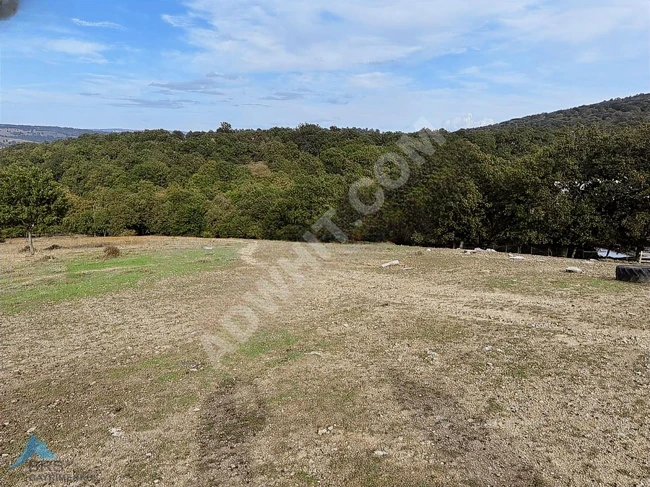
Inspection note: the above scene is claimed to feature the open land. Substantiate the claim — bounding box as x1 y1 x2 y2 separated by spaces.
1 236 649 486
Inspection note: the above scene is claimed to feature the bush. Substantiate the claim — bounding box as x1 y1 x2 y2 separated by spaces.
103 245 121 258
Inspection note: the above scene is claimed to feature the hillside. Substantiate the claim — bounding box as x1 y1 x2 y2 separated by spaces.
487 93 650 130
1 120 649 255
0 124 126 148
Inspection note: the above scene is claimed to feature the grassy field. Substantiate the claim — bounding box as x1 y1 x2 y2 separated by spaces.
1 236 649 486
1 245 235 314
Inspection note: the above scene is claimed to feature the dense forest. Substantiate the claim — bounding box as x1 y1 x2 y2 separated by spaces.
489 93 650 130
1 95 650 258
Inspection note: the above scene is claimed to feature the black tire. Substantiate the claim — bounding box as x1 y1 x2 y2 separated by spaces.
616 265 650 283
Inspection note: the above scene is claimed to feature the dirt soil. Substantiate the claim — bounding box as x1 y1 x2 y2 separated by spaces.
1 236 649 486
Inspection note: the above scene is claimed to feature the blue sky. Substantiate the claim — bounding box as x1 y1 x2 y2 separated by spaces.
0 0 648 131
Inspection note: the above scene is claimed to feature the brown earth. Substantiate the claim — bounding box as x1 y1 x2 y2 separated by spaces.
1 236 649 486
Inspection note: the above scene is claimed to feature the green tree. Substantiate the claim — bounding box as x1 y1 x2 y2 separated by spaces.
0 164 67 253
217 122 233 133
153 187 208 236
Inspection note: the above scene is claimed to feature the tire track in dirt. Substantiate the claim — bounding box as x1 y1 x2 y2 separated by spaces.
2 238 287 487
237 240 261 267
196 383 267 486
194 240 327 485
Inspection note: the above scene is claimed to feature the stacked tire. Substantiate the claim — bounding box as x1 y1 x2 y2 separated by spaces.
616 265 650 283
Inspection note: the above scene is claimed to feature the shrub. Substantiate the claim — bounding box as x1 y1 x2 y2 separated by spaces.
103 245 121 258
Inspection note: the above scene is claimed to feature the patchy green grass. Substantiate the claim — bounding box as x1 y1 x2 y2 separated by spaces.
294 471 319 486
486 278 520 291
0 247 236 314
237 329 299 359
506 364 530 379
486 396 505 414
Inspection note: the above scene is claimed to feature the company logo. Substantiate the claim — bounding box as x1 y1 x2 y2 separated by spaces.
7 435 96 483
8 435 56 470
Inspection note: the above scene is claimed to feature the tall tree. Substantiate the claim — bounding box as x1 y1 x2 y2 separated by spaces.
0 164 67 254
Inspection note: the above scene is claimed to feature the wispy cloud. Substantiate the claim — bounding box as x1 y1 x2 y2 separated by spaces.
206 72 244 81
348 72 411 89
456 65 528 85
48 38 108 55
42 38 111 63
161 0 647 75
149 77 225 95
161 14 192 28
109 98 198 109
158 0 509 73
0 35 113 64
323 97 349 105
259 91 304 101
72 18 125 30
501 3 647 44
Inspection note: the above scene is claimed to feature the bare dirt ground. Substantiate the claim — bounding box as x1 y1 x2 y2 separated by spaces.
1 236 649 486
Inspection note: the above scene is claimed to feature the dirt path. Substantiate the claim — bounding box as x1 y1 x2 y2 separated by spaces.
2 237 650 486
237 239 262 267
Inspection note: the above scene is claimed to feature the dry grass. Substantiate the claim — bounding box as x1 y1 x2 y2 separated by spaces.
1 236 649 486
103 245 121 258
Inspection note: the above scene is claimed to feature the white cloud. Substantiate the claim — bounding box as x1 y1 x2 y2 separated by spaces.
2 0 647 131
48 39 107 56
443 113 495 130
457 65 528 85
1 37 113 64
348 72 411 89
161 0 647 76
78 73 150 98
501 1 647 44
161 0 536 73
46 38 110 63
161 14 192 28
71 18 124 30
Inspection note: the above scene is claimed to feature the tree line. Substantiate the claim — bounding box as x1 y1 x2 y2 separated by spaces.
0 122 648 258
489 93 650 130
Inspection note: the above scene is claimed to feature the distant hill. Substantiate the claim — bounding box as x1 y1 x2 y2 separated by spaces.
2 93 650 149
0 124 127 148
487 93 650 130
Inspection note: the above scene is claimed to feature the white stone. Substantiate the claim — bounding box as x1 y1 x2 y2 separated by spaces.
110 427 124 437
